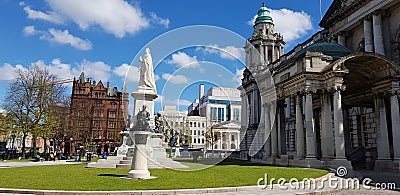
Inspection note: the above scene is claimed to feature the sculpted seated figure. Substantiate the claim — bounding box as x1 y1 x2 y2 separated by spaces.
133 105 154 132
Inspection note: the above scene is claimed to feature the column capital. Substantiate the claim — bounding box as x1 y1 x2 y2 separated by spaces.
327 85 346 92
303 87 317 94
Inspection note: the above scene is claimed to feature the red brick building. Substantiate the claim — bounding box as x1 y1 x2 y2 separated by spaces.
68 72 128 153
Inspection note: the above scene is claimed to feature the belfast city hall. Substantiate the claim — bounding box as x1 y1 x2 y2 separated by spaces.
240 0 400 172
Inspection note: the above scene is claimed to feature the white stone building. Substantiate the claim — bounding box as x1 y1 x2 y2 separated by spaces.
157 106 206 149
188 85 242 153
241 1 400 172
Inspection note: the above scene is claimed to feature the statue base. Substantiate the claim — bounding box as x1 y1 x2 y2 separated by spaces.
128 131 153 180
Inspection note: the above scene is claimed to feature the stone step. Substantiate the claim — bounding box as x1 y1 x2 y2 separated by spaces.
106 156 124 161
123 157 133 160
119 160 131 164
96 159 122 164
87 162 117 168
116 164 130 168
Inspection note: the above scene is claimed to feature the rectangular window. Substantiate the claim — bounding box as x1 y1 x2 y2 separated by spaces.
231 135 235 141
217 108 224 122
109 112 116 118
194 138 197 144
109 122 116 128
194 122 197 127
190 122 192 127
96 102 103 107
94 121 100 128
233 108 240 121
78 121 84 127
210 107 217 121
194 130 196 135
110 103 117 109
202 123 205 128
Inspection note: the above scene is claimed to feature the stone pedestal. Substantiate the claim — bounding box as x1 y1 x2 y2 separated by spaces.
148 133 167 161
128 131 154 179
174 147 180 158
117 131 134 157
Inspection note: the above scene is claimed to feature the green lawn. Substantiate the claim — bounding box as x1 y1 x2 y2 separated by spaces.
0 159 329 191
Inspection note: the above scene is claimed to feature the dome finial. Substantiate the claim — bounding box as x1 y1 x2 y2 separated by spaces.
255 2 273 25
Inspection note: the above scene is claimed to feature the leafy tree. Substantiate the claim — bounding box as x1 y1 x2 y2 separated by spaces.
2 65 66 157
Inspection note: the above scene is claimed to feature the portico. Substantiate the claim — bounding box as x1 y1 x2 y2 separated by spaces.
259 51 400 171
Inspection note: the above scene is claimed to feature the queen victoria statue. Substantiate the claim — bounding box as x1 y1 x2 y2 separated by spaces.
138 48 157 94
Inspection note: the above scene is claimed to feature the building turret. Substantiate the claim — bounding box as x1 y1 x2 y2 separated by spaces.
245 3 285 70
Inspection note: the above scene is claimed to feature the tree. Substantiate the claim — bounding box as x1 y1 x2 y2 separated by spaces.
205 125 220 156
2 65 66 158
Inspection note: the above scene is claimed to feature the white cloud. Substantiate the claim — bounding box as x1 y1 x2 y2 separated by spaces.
113 63 140 83
248 8 313 43
23 6 64 24
1 59 112 83
155 95 191 107
162 73 190 84
19 1 26 6
167 52 199 69
23 25 36 35
199 44 244 60
150 12 170 28
79 60 112 82
24 26 92 50
0 63 27 81
154 74 160 81
45 0 149 38
235 68 245 80
40 28 92 50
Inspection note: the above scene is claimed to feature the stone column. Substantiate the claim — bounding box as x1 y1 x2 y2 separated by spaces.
264 103 271 157
272 44 276 62
128 131 152 179
338 34 346 46
251 91 255 125
333 89 345 159
296 95 305 159
270 103 278 158
374 96 390 159
277 105 282 155
241 93 248 128
260 43 264 64
265 46 269 64
305 92 316 159
390 94 400 159
373 13 385 55
364 18 374 52
320 92 334 159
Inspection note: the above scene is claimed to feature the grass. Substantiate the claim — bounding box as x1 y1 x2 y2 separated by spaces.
0 159 329 191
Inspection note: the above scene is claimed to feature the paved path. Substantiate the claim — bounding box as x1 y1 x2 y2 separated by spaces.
0 160 86 168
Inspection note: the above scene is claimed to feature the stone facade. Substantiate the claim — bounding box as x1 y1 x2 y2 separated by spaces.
241 1 400 171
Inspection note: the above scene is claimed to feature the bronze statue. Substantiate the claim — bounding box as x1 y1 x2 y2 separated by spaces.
133 105 154 132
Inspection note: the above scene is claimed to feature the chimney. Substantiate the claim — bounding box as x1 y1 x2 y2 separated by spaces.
199 84 204 101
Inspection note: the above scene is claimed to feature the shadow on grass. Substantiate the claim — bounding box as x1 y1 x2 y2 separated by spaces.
98 173 127 177
174 158 266 166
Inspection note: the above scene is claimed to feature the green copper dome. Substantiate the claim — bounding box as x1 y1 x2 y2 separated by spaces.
255 3 273 25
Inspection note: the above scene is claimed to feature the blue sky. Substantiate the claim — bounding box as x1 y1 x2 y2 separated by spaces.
0 0 333 113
